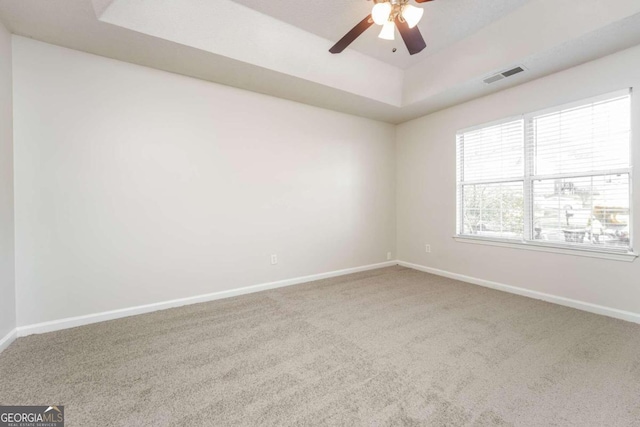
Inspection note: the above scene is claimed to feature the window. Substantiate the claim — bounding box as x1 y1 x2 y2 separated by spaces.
456 90 633 255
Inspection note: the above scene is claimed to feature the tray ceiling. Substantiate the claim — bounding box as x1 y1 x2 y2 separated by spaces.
229 0 530 69
1 0 640 123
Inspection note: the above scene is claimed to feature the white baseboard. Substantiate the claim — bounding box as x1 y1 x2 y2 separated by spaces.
0 328 17 353
16 261 399 337
398 260 640 324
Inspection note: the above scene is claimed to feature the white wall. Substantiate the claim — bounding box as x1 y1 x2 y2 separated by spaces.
12 37 396 327
397 44 640 315
11 34 640 331
0 19 15 341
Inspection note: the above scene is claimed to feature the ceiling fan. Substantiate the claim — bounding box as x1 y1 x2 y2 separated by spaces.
329 0 433 56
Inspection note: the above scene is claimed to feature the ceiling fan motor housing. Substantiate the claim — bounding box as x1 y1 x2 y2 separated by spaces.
374 0 415 25
373 0 409 4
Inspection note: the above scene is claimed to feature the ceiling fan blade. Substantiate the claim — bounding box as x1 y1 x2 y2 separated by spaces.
329 15 374 54
395 17 427 55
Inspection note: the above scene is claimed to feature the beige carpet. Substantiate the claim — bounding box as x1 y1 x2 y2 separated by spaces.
1 266 640 426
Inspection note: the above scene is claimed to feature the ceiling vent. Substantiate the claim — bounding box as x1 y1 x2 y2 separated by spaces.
483 66 526 85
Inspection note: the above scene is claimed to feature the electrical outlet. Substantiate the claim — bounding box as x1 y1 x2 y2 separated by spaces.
271 254 278 265
387 252 392 260
425 244 431 253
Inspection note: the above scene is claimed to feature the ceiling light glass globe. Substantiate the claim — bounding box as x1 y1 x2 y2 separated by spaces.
378 20 396 40
402 4 424 29
372 2 392 26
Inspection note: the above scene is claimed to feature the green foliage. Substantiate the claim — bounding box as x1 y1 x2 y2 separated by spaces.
463 183 524 235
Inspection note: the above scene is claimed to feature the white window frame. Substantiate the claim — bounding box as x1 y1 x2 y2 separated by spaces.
455 89 637 262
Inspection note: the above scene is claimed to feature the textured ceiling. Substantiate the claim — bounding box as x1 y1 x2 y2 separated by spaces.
229 0 530 69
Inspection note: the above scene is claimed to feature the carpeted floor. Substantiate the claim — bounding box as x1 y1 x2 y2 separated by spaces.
1 266 640 426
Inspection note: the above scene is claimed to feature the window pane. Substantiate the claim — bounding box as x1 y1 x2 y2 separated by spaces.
532 174 630 249
532 95 630 175
459 120 524 182
462 182 524 239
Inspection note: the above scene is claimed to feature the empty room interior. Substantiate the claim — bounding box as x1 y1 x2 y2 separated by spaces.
1 0 640 425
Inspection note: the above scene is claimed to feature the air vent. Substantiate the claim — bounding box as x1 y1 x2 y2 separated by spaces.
483 74 505 84
502 66 525 77
483 66 526 85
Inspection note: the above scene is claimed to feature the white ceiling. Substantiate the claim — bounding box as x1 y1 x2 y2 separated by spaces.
229 0 531 69
0 0 639 124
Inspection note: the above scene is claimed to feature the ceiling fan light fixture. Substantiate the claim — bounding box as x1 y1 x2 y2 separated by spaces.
371 2 392 25
378 20 395 40
329 0 429 55
402 4 424 29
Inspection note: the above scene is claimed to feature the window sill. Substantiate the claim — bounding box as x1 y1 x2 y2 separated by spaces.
453 236 638 262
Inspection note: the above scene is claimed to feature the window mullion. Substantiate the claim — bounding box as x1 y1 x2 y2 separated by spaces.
457 135 464 235
523 116 533 242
